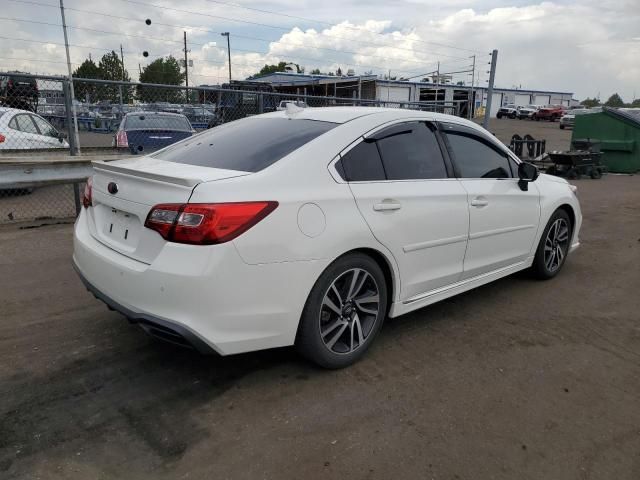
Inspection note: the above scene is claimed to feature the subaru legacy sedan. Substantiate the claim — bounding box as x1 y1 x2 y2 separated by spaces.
74 107 581 368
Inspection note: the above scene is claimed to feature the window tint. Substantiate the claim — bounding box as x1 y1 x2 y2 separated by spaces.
445 132 513 178
31 115 58 137
153 117 336 172
339 141 385 181
376 122 447 180
125 115 192 131
15 114 38 134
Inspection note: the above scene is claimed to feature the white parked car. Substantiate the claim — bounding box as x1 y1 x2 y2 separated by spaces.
0 107 69 150
276 100 308 111
73 107 582 368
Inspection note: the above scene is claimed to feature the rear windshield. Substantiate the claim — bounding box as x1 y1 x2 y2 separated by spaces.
152 117 337 172
125 115 191 131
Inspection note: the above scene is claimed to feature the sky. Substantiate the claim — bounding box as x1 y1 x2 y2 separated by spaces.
1 0 639 101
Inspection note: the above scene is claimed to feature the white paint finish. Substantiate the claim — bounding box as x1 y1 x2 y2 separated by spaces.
297 203 326 238
459 178 541 279
515 94 531 106
349 179 469 300
0 107 69 150
534 94 551 105
73 107 582 357
377 85 411 103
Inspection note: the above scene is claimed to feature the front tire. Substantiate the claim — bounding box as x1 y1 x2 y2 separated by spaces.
531 210 572 279
296 253 388 369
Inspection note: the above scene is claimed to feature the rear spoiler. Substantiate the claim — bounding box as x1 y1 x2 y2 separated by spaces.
92 159 249 187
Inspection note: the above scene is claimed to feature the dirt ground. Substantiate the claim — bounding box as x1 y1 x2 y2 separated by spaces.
1 175 639 480
479 117 573 152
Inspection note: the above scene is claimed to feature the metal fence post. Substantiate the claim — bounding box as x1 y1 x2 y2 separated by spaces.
62 79 77 156
258 93 264 114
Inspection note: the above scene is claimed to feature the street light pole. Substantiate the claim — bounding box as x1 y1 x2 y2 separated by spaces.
221 32 231 84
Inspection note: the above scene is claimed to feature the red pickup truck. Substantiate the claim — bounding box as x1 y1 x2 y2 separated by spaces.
533 105 566 122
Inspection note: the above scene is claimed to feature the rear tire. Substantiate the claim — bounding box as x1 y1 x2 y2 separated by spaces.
531 209 572 279
496 112 503 119
296 253 388 369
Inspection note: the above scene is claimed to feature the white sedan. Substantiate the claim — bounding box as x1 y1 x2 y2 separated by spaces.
73 107 582 368
0 107 69 150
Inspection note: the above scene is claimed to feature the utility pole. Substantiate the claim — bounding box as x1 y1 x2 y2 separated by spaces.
120 44 126 80
59 0 80 154
435 61 440 109
221 32 231 84
483 49 498 130
469 54 476 119
183 31 190 102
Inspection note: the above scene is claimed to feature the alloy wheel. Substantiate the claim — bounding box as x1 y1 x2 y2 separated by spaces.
319 268 380 354
544 218 570 273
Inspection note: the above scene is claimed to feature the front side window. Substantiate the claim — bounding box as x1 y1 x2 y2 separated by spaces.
31 115 58 138
443 127 513 179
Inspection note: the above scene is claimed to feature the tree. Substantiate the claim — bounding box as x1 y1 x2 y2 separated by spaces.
580 97 600 108
97 51 132 102
72 59 101 103
137 56 186 103
604 93 624 107
251 61 301 78
630 98 640 107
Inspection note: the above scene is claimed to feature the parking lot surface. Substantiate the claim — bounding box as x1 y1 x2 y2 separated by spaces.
1 175 639 479
480 117 572 152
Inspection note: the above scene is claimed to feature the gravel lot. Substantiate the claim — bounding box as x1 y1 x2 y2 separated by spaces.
1 174 638 479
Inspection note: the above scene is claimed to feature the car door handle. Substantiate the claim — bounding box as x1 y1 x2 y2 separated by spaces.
470 198 489 207
373 201 402 211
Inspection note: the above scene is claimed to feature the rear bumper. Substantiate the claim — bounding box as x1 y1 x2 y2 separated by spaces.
73 261 216 354
73 208 325 355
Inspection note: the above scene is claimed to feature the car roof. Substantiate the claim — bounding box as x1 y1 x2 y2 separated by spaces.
0 107 35 114
260 106 473 125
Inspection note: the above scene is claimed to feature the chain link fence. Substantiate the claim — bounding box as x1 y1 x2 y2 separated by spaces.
0 72 466 224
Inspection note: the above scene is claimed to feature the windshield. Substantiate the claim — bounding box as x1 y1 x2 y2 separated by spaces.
152 117 336 172
124 114 192 131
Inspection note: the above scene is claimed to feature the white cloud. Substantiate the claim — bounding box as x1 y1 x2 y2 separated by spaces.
1 0 638 100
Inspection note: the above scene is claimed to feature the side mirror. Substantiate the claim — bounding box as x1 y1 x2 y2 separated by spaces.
517 162 539 191
57 132 67 143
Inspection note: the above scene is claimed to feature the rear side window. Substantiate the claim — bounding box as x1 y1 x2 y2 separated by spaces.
376 122 448 180
444 131 513 178
125 115 191 131
153 117 336 172
338 141 386 181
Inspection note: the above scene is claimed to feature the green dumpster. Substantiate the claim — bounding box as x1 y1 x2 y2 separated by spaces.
572 108 640 173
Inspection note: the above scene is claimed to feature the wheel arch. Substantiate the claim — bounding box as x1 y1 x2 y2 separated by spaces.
349 247 396 313
557 203 576 230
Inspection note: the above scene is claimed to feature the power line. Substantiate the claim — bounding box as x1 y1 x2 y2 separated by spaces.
118 0 472 61
8 0 470 64
0 16 447 77
200 0 485 54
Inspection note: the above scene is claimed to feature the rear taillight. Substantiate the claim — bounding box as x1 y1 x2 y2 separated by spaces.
0 134 5 143
7 80 12 89
82 177 93 208
116 130 128 148
144 202 278 245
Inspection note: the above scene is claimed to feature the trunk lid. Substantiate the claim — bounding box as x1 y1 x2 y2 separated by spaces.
88 156 250 264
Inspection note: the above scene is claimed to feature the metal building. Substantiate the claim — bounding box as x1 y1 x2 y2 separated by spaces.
250 72 575 118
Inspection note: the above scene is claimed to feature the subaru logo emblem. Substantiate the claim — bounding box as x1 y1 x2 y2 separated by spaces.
107 182 118 194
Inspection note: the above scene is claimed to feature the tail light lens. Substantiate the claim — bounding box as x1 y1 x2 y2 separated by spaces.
145 202 278 245
82 177 93 208
116 130 128 147
0 134 5 143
